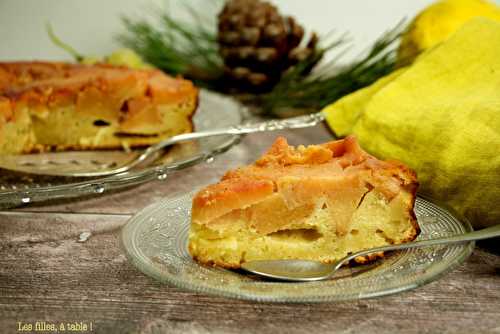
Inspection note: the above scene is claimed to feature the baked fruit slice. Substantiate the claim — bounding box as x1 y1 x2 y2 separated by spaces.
189 136 419 268
0 62 198 154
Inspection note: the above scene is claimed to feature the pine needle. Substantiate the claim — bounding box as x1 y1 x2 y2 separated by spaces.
117 3 223 88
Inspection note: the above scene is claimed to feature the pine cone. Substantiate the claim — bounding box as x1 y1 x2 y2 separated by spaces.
218 0 318 92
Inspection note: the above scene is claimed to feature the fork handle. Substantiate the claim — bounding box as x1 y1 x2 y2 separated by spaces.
332 224 500 272
129 112 325 169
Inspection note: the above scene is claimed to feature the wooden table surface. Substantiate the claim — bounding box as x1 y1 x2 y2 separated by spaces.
1 124 499 334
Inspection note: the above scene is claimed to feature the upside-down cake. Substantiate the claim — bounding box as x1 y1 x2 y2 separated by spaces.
0 62 198 153
189 136 419 268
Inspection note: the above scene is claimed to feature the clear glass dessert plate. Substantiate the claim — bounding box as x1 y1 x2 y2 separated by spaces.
0 90 244 208
121 192 474 303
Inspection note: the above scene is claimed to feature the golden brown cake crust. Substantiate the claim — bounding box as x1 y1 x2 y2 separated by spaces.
0 62 198 153
0 62 196 105
192 136 419 236
190 136 420 268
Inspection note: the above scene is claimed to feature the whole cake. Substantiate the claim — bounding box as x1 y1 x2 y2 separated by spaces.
189 136 419 268
0 62 198 154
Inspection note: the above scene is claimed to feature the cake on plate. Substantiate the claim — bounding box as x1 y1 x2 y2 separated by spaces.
189 136 419 268
0 62 198 154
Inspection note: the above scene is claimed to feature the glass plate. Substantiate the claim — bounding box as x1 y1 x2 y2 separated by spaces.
121 192 474 303
0 90 244 208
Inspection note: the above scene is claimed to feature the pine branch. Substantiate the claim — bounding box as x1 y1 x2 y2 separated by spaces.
260 22 404 115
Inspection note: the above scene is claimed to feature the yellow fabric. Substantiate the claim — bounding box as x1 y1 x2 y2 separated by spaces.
398 0 500 64
323 68 407 135
324 18 500 228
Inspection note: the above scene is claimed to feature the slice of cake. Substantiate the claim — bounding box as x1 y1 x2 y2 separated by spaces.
189 136 419 268
0 62 198 154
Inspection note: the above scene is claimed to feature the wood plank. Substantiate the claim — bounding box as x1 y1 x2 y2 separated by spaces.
1 211 499 334
2 124 499 333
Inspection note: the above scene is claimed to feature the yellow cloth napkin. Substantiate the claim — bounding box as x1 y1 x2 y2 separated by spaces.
323 18 500 228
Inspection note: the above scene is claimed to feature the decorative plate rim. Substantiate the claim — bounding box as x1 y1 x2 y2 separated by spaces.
121 192 475 303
